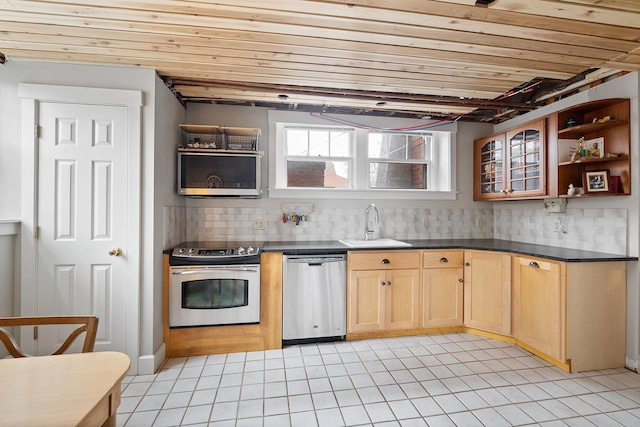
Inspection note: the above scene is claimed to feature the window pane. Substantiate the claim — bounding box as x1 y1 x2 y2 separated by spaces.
370 162 427 189
287 160 349 188
286 129 309 155
309 130 330 156
330 131 350 157
369 133 427 160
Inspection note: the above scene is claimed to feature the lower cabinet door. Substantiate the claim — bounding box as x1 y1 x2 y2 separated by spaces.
347 270 386 332
463 251 512 335
386 269 420 330
513 256 564 362
422 267 464 328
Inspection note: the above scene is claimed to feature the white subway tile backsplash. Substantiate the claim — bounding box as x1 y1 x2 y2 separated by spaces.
164 202 628 255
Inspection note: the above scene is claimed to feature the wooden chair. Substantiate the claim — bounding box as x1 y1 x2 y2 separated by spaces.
0 316 99 358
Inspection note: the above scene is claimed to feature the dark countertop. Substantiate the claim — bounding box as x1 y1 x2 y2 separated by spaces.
262 239 638 263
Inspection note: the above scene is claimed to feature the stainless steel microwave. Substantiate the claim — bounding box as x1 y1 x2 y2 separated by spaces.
177 151 262 197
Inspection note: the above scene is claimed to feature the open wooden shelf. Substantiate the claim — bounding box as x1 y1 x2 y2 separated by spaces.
558 119 628 139
558 154 628 167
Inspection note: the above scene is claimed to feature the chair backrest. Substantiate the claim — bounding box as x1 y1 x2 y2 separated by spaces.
0 316 99 357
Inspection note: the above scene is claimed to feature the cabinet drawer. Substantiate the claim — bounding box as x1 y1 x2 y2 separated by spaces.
422 251 463 268
348 250 419 270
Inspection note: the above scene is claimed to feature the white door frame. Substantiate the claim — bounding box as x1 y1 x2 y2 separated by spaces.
19 83 142 373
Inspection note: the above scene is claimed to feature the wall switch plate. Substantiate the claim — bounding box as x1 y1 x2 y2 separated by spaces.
254 219 265 230
422 216 429 227
475 216 482 227
543 198 567 213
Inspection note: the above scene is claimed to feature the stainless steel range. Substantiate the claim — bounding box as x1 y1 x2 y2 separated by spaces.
169 242 261 328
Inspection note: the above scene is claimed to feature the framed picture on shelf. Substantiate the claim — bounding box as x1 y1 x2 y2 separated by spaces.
583 169 610 193
585 137 604 158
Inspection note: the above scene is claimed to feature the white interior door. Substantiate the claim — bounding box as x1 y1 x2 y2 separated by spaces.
33 101 129 355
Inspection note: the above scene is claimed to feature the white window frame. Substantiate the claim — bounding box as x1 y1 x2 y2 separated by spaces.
268 110 457 200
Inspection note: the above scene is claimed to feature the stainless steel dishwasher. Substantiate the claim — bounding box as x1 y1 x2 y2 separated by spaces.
282 254 347 344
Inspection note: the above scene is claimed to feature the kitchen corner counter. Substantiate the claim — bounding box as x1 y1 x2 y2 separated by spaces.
262 239 637 263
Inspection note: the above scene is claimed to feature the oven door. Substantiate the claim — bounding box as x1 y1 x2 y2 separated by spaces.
169 265 260 327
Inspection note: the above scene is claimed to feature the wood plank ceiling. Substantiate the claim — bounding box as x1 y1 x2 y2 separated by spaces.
1 0 639 122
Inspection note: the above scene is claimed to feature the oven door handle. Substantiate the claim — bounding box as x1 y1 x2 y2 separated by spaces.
172 267 259 275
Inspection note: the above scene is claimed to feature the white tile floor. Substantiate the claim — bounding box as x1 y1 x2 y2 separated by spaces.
117 333 640 427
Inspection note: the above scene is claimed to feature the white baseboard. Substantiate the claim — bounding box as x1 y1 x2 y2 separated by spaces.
137 342 166 375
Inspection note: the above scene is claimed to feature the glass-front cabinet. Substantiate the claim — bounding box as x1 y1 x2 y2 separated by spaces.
474 133 505 200
474 119 546 200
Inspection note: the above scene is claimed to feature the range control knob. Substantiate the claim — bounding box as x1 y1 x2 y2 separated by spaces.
188 248 195 254
178 248 186 254
237 247 246 254
247 246 255 255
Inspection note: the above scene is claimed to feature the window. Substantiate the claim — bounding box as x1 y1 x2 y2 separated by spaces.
269 111 456 200
284 126 353 189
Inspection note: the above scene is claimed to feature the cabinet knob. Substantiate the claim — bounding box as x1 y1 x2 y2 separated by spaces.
458 278 464 283
387 281 391 286
465 262 470 266
529 261 540 268
381 281 386 286
439 257 448 263
381 259 390 264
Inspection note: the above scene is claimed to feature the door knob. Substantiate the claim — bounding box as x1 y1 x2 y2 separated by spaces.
109 247 122 256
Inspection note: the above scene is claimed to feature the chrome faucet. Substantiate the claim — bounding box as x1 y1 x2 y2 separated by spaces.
364 204 379 241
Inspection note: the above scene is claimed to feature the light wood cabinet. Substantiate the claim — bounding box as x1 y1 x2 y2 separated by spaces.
421 250 464 328
554 98 630 197
512 256 564 362
463 250 511 335
512 256 626 372
474 119 546 200
347 251 419 333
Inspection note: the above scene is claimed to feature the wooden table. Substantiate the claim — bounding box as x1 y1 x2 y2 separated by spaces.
0 351 130 427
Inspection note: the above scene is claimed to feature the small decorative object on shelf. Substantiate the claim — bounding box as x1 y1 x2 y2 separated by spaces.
566 184 584 196
583 170 610 193
566 117 579 128
610 175 621 193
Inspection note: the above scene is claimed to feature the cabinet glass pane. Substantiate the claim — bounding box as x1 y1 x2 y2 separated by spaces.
526 178 540 190
511 168 524 179
511 144 523 157
525 166 539 177
511 180 524 191
525 140 539 153
525 153 539 165
525 130 539 140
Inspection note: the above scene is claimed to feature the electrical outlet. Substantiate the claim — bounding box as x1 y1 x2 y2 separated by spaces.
554 219 563 232
475 216 482 227
422 216 429 228
254 219 265 230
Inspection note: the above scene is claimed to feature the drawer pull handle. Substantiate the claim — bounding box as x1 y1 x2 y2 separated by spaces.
439 257 448 263
529 261 540 268
381 259 390 264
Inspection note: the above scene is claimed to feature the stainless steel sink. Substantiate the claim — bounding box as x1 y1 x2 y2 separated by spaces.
338 238 411 248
